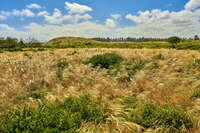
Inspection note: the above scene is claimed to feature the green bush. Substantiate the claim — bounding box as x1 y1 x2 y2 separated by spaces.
0 95 104 133
126 103 192 131
85 53 123 69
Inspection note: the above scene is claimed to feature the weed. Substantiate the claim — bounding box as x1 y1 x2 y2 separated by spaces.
23 53 32 59
126 59 147 76
149 62 159 70
121 96 138 109
54 58 68 80
153 53 165 60
190 85 200 100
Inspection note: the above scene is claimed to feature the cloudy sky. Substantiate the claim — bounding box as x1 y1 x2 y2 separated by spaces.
0 0 200 41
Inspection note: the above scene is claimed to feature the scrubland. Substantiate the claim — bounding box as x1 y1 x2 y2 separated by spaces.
0 48 200 132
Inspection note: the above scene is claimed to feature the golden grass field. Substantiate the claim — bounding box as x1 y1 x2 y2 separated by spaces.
0 48 200 132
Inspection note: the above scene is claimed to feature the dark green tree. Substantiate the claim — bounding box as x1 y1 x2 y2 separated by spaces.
167 36 181 48
194 35 199 40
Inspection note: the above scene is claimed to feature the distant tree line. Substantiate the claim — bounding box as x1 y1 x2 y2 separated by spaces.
0 37 43 48
92 35 200 42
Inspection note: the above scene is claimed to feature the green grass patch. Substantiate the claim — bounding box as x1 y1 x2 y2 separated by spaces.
125 103 192 131
121 96 138 109
0 95 105 133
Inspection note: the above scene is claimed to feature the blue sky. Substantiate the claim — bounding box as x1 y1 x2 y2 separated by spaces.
0 0 200 41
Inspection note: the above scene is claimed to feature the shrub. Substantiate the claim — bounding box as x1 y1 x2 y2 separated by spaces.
126 103 192 131
0 95 104 133
85 53 123 69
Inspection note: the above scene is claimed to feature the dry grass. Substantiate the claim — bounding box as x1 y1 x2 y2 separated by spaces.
0 48 200 132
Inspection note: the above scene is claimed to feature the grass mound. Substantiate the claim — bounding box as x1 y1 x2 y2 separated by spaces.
0 95 104 133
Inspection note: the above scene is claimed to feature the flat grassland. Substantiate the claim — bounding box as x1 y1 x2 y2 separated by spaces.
0 48 200 132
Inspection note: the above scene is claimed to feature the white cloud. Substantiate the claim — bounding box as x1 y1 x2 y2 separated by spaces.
26 3 42 9
111 14 121 20
0 15 6 20
38 11 49 16
185 0 200 10
44 8 92 24
0 24 15 31
105 19 116 28
13 9 35 17
1 9 36 18
44 9 63 24
65 2 92 14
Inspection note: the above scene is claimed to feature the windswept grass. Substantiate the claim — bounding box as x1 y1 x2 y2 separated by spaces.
0 48 200 132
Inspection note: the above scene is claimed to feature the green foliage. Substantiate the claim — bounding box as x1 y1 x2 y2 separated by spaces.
190 85 200 100
167 36 181 48
126 103 192 131
85 53 123 69
0 95 104 133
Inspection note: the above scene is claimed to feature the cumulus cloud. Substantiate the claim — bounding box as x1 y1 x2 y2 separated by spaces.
105 19 116 28
126 9 171 24
44 8 92 24
65 2 92 14
0 24 15 31
0 9 35 19
38 11 49 16
185 0 200 10
0 15 6 20
111 14 121 20
26 3 42 9
12 9 35 17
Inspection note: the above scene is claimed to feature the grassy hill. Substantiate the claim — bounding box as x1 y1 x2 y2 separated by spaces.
0 48 200 132
45 36 100 46
44 37 200 51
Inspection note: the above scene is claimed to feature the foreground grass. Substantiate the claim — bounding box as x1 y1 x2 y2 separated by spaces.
0 48 200 132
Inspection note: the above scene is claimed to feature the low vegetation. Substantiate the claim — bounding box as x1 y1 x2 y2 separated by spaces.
0 48 200 132
0 95 104 133
125 103 192 132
